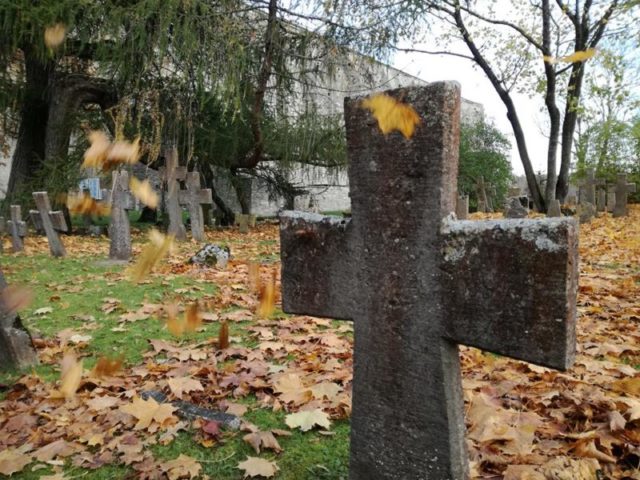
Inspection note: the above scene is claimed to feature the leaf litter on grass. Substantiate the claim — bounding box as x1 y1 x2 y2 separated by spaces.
0 210 638 478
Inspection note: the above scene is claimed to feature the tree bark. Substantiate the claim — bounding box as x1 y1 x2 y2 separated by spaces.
6 47 52 200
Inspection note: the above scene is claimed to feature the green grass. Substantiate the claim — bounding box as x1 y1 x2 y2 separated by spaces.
0 246 350 479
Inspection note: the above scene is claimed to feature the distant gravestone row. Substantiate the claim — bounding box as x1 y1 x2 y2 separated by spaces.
280 83 579 479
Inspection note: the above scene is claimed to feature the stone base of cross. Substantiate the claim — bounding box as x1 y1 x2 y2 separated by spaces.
31 192 67 257
7 205 27 252
102 170 135 260
279 83 578 479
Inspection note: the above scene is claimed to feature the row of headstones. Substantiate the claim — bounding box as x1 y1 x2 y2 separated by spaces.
0 162 217 260
454 171 636 221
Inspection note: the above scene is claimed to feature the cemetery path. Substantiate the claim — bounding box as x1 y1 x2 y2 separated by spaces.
0 207 638 479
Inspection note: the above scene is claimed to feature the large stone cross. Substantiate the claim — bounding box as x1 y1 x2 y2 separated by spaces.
179 171 213 242
578 168 604 206
279 83 578 480
7 206 27 252
612 173 636 218
103 170 135 260
31 192 68 257
159 147 187 241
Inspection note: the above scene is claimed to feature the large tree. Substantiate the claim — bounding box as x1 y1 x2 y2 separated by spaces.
393 0 639 211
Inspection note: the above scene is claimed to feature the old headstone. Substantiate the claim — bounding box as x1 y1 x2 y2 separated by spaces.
577 202 596 224
7 206 27 252
279 83 578 480
578 169 604 206
0 217 4 253
547 199 562 217
179 171 213 242
31 192 67 257
612 173 636 218
159 148 187 241
235 213 250 233
596 188 607 213
504 197 528 218
103 170 134 260
455 195 468 220
607 188 616 212
566 194 577 206
0 269 38 369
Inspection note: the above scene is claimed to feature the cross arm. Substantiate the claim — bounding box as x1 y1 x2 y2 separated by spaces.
279 211 356 320
440 217 579 370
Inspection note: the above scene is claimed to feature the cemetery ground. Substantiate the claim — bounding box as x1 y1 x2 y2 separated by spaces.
0 207 639 480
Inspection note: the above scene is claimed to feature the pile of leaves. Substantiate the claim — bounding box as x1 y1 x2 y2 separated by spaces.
0 207 638 479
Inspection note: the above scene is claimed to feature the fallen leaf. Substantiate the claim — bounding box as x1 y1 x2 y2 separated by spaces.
167 377 204 400
0 446 32 476
160 454 202 480
361 93 420 138
285 409 331 432
120 396 177 430
237 456 279 478
91 355 123 377
243 431 282 454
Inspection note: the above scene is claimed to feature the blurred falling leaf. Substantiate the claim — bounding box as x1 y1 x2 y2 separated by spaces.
129 177 159 209
44 23 66 48
0 285 34 315
129 229 174 282
237 457 279 478
184 302 202 333
67 191 110 216
257 272 276 318
59 353 83 400
361 93 420 139
91 355 123 378
107 138 140 166
248 262 260 293
543 48 597 64
218 321 230 349
165 303 184 337
284 409 331 432
82 131 111 170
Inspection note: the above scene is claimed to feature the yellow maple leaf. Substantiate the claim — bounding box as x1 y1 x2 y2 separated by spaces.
44 23 66 49
160 454 202 480
129 177 159 209
237 457 279 478
120 396 176 430
129 229 174 282
284 409 331 432
543 48 597 64
361 93 421 139
167 377 204 400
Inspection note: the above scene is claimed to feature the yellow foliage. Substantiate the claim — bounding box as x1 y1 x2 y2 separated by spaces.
361 93 420 139
543 48 597 64
67 192 111 216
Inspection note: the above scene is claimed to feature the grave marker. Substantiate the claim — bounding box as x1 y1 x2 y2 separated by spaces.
103 170 135 260
607 188 616 212
0 217 4 253
279 83 578 479
179 171 213 241
547 199 562 217
7 206 27 252
504 197 528 218
31 192 67 257
159 148 187 241
596 188 607 213
612 173 636 218
0 269 38 369
455 195 468 220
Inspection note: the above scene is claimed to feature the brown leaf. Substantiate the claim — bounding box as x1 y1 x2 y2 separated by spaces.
0 446 32 476
120 396 177 431
160 454 202 480
243 431 282 454
285 409 331 432
185 302 203 333
218 321 230 349
91 355 123 377
167 377 204 400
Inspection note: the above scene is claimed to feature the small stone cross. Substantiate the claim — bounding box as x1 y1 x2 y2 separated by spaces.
178 171 213 242
159 147 187 241
31 192 67 257
103 170 135 260
612 173 636 218
279 83 578 479
7 206 27 252
578 168 604 206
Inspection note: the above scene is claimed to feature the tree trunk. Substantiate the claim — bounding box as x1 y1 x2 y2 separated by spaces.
6 48 52 200
201 165 235 226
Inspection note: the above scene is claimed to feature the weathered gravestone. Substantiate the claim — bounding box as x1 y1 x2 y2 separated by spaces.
578 169 604 206
279 83 579 480
235 213 251 234
455 195 468 220
7 206 27 252
504 197 528 218
31 192 67 257
607 188 616 212
0 269 38 369
596 188 607 213
179 171 213 242
103 170 135 261
159 148 187 241
612 173 636 218
0 217 4 253
547 199 562 217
